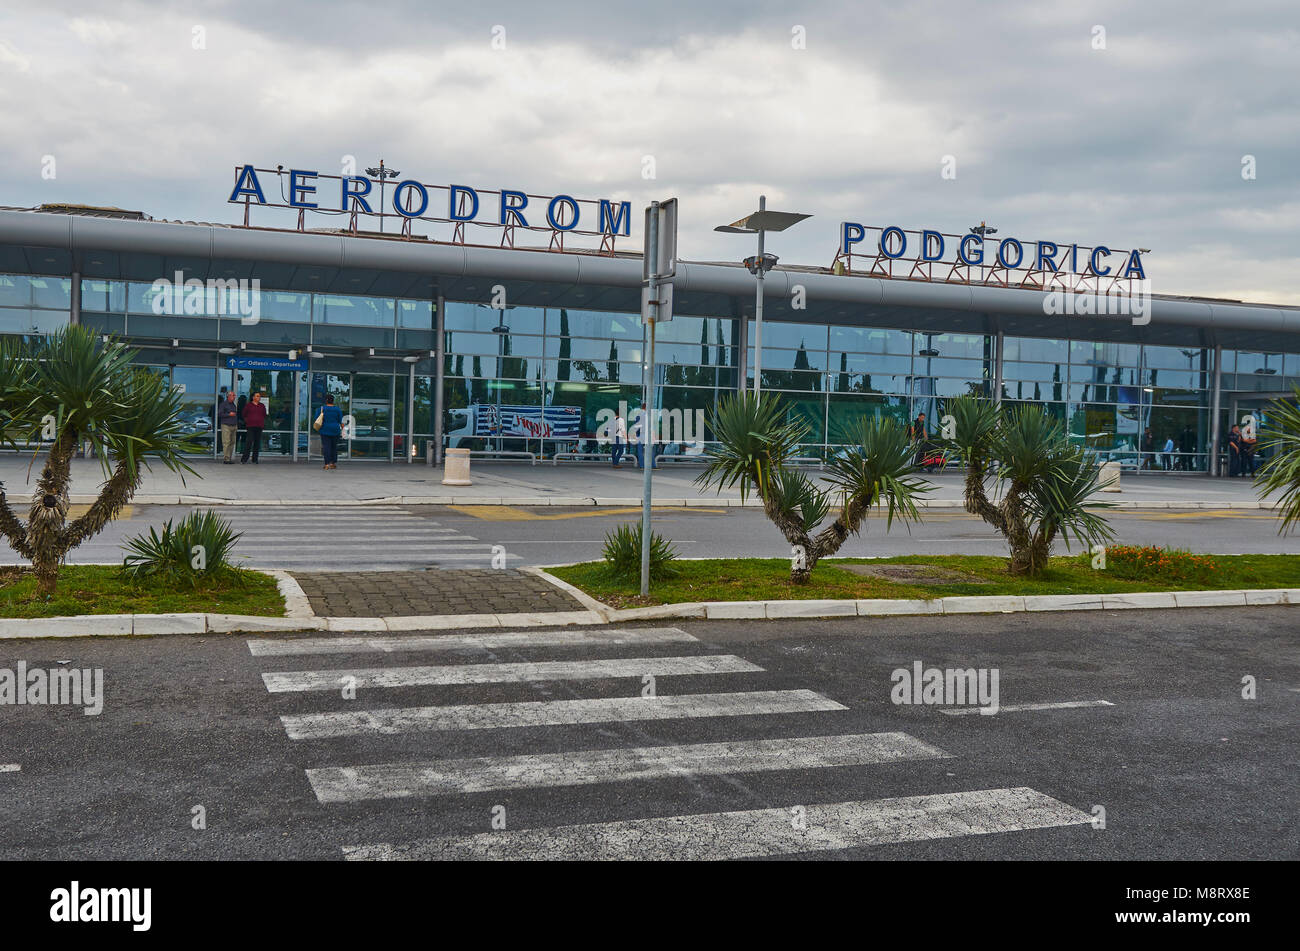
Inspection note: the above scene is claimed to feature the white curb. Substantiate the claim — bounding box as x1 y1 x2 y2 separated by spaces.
65 494 1280 510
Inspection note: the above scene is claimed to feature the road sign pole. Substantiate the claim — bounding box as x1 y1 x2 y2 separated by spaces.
640 202 660 597
754 195 765 398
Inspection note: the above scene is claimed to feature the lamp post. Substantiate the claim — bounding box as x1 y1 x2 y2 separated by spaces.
364 160 400 234
715 197 811 397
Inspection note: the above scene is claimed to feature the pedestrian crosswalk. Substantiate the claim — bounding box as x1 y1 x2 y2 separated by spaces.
220 505 510 570
248 625 1095 860
0 504 511 570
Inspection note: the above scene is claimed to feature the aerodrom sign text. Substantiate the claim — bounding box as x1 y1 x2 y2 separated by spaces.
227 164 633 236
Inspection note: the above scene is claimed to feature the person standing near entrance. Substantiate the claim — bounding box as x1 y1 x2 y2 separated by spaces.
316 394 343 470
1226 424 1242 477
1241 422 1259 477
217 390 239 464
241 391 268 464
611 410 627 467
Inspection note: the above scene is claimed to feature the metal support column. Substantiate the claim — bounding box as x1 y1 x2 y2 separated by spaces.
1209 344 1222 476
69 270 81 326
993 329 1004 405
291 370 301 463
433 293 445 466
736 303 748 394
406 359 416 463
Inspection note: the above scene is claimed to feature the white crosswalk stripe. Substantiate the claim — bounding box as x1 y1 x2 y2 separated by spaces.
247 626 699 657
280 690 847 740
263 654 762 692
342 788 1095 861
306 732 952 802
248 625 1094 859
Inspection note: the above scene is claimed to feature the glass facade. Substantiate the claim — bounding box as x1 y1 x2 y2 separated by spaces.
3 270 1298 471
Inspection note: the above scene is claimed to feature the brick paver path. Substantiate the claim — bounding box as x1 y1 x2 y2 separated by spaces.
289 569 585 617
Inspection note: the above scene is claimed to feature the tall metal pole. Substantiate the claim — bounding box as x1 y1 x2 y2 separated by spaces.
640 202 660 596
1209 343 1222 476
753 195 766 397
433 294 445 465
406 359 416 463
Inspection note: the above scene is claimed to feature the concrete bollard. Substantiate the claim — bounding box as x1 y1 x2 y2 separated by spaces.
442 447 472 486
1099 461 1121 492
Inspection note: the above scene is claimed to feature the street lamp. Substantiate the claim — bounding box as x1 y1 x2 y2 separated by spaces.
715 196 811 396
364 159 400 234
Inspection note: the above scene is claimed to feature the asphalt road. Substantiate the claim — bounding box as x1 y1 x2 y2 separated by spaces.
1 608 1296 860
5 504 1298 571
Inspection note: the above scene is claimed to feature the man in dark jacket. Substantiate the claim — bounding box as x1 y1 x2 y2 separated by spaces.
1141 427 1155 470
1226 424 1242 477
217 390 239 464
240 391 268 464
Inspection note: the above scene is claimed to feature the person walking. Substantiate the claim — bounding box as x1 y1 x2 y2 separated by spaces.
909 412 928 469
1141 427 1155 470
611 410 627 467
1226 424 1242 477
240 391 268 464
1161 434 1175 471
315 394 343 470
217 390 239 464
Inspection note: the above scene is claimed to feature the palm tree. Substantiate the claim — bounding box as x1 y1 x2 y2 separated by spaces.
1255 388 1300 533
696 393 928 583
942 394 1114 576
0 327 197 594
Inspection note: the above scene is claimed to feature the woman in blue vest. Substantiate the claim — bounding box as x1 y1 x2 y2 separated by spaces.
316 395 344 470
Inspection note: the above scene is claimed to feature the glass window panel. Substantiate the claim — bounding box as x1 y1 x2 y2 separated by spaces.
1072 340 1139 368
756 321 827 351
923 333 988 360
546 307 641 340
0 274 71 309
933 378 989 398
80 279 126 314
258 291 312 323
398 300 433 329
1004 360 1065 383
313 294 395 328
829 326 914 354
749 346 826 372
1004 336 1068 363
0 308 68 334
916 356 987 378
1144 344 1207 370
445 330 544 358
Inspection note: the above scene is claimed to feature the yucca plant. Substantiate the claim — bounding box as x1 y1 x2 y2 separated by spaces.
942 394 1114 576
1255 388 1300 534
0 327 200 594
122 510 245 586
697 393 928 583
601 522 680 582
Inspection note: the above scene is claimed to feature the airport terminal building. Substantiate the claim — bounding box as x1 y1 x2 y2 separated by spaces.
1 166 1298 473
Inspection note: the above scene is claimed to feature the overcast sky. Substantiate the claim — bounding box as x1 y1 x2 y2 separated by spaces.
2 0 1297 303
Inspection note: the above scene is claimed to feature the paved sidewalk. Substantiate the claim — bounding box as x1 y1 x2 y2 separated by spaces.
289 568 585 617
0 454 1280 508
